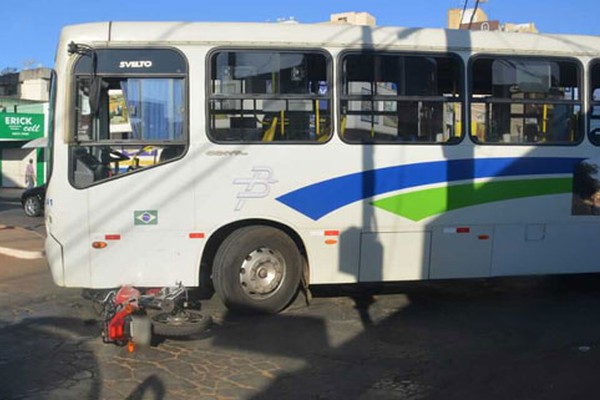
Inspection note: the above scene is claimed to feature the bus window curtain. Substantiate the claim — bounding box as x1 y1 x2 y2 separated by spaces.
121 80 142 140
121 79 184 141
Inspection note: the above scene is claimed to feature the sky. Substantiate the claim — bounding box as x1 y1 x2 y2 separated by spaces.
2 0 600 71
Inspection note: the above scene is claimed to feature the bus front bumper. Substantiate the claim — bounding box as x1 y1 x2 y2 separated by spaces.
45 233 65 286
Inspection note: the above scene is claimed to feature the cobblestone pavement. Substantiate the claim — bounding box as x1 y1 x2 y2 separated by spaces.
4 264 600 400
2 189 600 399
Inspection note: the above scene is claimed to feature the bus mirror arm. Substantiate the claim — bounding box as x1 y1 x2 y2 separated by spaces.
89 77 106 116
67 42 103 115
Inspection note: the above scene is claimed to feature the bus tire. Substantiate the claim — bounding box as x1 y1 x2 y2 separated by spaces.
213 226 302 314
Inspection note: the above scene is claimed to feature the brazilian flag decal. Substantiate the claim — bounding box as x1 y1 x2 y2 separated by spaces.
134 210 158 226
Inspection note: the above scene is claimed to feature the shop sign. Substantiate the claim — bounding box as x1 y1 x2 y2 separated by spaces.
0 113 44 140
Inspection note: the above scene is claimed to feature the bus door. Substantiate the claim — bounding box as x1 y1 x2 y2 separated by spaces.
67 47 195 287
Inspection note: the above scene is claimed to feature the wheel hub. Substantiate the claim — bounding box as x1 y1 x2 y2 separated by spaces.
240 247 286 299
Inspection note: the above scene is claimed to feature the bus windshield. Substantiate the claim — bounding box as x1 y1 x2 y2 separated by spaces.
68 48 187 188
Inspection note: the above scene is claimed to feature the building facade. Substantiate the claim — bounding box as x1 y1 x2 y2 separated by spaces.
329 12 376 27
447 8 538 33
0 68 51 188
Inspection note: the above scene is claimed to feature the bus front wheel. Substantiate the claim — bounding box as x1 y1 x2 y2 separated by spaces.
212 226 302 314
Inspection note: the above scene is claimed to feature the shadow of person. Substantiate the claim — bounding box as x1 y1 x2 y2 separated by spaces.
125 375 166 400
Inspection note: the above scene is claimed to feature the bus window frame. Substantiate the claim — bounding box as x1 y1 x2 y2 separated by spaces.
46 69 57 182
205 46 334 145
337 49 466 146
67 46 190 190
587 59 600 146
468 53 584 147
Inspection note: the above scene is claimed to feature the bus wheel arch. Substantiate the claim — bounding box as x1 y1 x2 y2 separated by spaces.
199 220 308 313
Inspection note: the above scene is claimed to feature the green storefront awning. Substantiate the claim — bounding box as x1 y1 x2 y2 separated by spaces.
0 113 44 140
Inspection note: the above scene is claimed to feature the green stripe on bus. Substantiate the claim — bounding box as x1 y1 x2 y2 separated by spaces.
372 178 573 221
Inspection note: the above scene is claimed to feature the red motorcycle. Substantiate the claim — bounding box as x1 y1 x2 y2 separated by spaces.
95 285 211 351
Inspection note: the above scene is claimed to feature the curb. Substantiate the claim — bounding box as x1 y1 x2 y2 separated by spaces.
0 247 45 260
0 225 45 259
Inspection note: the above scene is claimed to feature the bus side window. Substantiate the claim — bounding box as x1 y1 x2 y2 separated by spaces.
588 62 600 146
208 50 332 144
470 57 582 145
340 52 463 144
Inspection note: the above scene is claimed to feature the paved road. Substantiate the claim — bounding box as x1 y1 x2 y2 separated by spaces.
0 188 45 235
1 188 600 399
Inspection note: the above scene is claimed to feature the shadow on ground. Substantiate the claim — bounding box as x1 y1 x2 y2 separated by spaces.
210 275 600 400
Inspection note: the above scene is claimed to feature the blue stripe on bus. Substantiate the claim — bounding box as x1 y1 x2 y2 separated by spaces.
276 157 583 220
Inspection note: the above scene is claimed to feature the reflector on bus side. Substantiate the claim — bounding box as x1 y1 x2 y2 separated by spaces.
443 227 471 234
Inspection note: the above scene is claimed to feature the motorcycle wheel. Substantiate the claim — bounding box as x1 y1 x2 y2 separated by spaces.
151 309 212 337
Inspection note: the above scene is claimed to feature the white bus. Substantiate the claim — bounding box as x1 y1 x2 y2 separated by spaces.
45 21 600 313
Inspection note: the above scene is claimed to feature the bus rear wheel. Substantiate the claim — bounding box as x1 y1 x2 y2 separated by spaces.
213 226 302 314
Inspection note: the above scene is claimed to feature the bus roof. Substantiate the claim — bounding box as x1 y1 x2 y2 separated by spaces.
58 21 600 57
